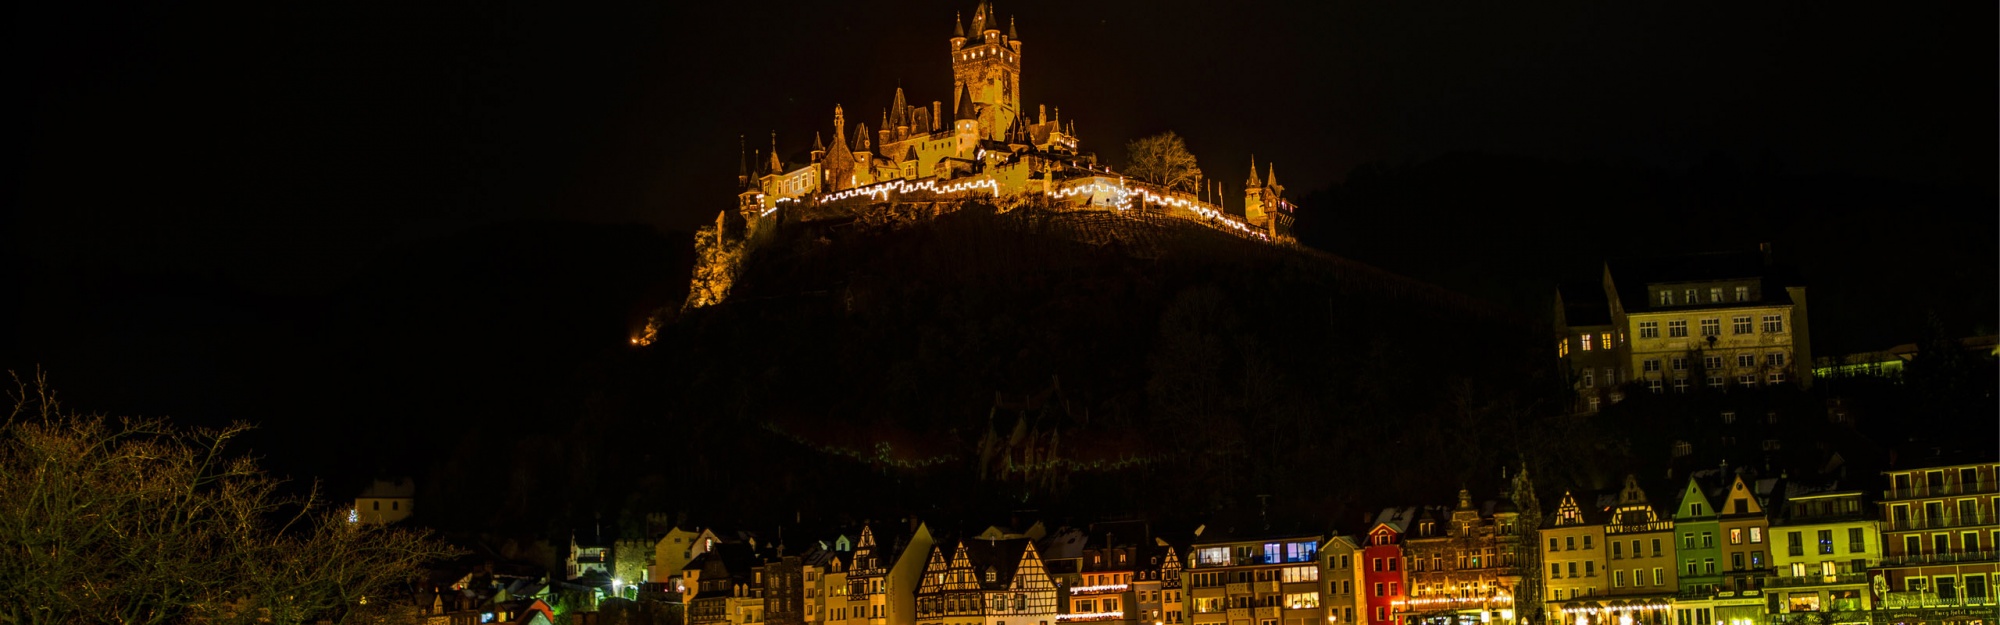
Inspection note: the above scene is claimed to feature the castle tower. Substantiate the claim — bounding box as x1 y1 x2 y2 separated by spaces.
1243 158 1282 232
824 105 854 191
950 0 1020 142
853 122 874 185
811 132 825 163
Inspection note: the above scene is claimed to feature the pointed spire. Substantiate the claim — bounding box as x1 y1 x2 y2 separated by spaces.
737 134 748 181
891 87 909 128
1266 162 1279 189
854 123 870 152
1246 155 1260 188
1009 16 1018 40
814 132 825 153
769 131 781 174
881 110 889 136
953 12 965 38
955 84 978 122
972 1 990 34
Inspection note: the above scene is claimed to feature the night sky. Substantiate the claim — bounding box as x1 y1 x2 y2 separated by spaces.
8 1 1996 484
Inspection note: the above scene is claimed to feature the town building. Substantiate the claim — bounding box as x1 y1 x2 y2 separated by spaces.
1161 541 1187 625
1563 250 1812 395
1398 490 1528 625
1875 457 1998 618
1671 471 1772 625
690 542 766 625
1363 510 1416 625
1324 536 1364 625
804 542 855 625
767 555 809 625
353 478 415 524
847 522 939 625
1766 488 1877 624
1185 531 1327 625
1602 476 1677 625
1544 491 1607 625
654 527 724 595
1555 284 1627 413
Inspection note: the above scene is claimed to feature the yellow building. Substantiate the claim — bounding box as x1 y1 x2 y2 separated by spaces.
1602 476 1676 625
1601 251 1812 393
1322 535 1364 625
353 478 415 525
1543 492 1607 625
1766 490 1877 624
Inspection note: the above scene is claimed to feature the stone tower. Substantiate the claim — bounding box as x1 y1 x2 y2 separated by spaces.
950 0 1020 141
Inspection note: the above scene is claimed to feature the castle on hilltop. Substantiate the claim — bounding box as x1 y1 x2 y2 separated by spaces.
674 1 1300 314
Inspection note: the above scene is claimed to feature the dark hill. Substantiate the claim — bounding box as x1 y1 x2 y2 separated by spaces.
586 205 1597 532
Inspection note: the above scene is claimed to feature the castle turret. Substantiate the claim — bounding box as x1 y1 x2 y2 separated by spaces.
853 122 874 184
878 111 892 151
951 12 966 50
811 132 825 163
954 84 980 159
1244 155 1260 189
891 87 911 140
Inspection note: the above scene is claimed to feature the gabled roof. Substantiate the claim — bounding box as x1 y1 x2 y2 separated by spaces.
961 537 1034 591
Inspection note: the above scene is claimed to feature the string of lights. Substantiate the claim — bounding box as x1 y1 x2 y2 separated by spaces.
1066 584 1130 595
1057 611 1127 622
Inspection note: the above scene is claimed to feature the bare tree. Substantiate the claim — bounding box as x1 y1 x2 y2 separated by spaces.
1124 131 1204 192
0 371 459 625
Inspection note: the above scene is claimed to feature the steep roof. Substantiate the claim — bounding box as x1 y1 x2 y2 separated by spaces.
955 85 979 122
961 537 1033 590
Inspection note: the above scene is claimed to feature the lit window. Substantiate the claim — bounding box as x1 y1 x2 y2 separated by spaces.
1581 334 1593 351
1659 291 1673 306
1685 289 1698 303
1602 332 1612 346
1709 287 1722 302
1735 286 1749 301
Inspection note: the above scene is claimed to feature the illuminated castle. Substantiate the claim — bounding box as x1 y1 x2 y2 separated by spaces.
679 0 1300 313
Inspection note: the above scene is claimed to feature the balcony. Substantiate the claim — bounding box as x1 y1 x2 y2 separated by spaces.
1227 608 1250 621
1256 581 1281 594
1881 592 2000 609
1606 521 1675 535
1881 481 1999 501
1226 583 1252 595
1880 549 1997 567
1763 573 1868 588
1884 513 1996 532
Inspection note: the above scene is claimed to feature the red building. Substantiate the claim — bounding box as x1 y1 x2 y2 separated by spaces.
1363 509 1417 625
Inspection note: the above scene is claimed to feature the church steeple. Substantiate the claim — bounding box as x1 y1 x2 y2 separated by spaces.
1245 156 1261 188
737 134 749 188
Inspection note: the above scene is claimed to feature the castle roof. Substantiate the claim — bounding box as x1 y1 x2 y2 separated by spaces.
1245 156 1260 188
955 85 978 121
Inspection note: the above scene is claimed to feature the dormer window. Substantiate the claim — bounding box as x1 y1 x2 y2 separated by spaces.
1659 291 1673 306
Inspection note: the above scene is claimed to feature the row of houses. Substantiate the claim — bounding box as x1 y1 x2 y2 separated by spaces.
627 457 1995 625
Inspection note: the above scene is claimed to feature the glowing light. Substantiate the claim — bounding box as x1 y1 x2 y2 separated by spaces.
1068 584 1130 595
347 508 358 524
1058 612 1127 622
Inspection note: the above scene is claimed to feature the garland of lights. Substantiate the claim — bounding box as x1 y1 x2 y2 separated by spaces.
1067 584 1131 595
1057 612 1128 622
753 169 1275 244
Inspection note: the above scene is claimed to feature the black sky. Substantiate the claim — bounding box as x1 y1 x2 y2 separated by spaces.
7 0 1996 480
15 1 1995 291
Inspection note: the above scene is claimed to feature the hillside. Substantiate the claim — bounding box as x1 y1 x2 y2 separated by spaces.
595 204 1599 530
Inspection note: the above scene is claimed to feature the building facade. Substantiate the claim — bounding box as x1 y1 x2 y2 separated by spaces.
1600 252 1813 394
1365 511 1415 625
1545 491 1607 625
1186 533 1327 625
1875 460 1998 619
1767 489 1877 624
1325 536 1364 625
1603 476 1677 625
